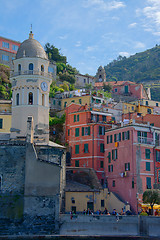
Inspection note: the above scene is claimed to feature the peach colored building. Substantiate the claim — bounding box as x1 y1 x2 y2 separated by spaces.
65 103 112 184
105 123 160 213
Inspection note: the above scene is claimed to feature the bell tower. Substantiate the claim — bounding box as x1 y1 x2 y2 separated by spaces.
10 32 52 143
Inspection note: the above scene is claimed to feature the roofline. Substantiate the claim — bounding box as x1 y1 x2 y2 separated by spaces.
0 36 21 44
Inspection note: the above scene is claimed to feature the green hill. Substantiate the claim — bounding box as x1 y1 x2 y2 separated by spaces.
104 45 160 83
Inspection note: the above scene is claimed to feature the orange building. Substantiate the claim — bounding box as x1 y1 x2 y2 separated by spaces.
65 103 112 185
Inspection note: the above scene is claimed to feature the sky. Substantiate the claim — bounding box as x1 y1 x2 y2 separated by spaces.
1 0 160 76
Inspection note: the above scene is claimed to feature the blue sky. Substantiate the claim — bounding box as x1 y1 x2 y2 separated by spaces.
1 0 160 76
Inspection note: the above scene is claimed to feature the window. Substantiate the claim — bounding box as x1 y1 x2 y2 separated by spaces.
99 126 105 135
101 200 104 207
100 161 104 168
114 134 116 142
75 160 79 167
112 180 115 187
77 115 79 122
110 135 112 143
79 99 82 104
2 41 9 48
156 103 159 107
84 144 89 153
64 102 67 107
146 162 150 171
112 149 117 160
16 93 19 105
125 163 130 171
115 88 117 92
12 44 18 51
125 85 128 93
108 152 111 163
107 136 109 144
132 106 134 111
75 145 79 154
100 143 104 153
102 115 106 122
48 66 54 73
84 79 86 83
145 149 151 159
28 92 33 105
41 65 44 72
58 101 61 106
42 94 45 106
68 129 70 136
72 199 75 204
53 100 55 105
29 63 34 71
132 180 134 189
147 108 151 114
0 119 3 129
82 127 90 136
156 151 160 162
74 115 76 122
122 131 130 140
18 64 21 72
146 101 148 106
108 165 113 172
75 128 79 137
2 55 9 61
146 177 151 189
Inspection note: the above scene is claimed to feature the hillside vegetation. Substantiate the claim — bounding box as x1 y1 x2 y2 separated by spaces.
104 45 160 83
0 64 12 100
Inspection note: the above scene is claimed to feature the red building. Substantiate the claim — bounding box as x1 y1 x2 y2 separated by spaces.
65 103 112 184
104 123 160 213
0 36 20 68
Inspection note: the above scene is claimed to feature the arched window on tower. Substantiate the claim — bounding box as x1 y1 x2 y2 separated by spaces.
42 94 45 106
16 93 19 105
29 63 34 74
28 92 33 105
18 64 21 74
41 65 44 76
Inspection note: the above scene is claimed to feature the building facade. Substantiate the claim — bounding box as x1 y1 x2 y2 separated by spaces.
65 103 112 184
0 36 20 69
75 74 96 87
104 123 160 213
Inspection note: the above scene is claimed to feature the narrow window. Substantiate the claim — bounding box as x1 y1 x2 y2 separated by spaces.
77 115 79 122
146 162 150 171
28 92 33 105
119 132 121 141
75 160 79 167
75 145 79 154
100 143 104 153
84 144 89 153
68 129 70 136
75 128 79 137
107 136 109 144
145 149 151 159
18 64 21 72
108 152 111 163
146 177 151 189
29 63 34 71
132 180 134 189
42 94 45 106
74 115 76 122
16 93 19 105
110 135 112 143
100 161 104 168
112 180 115 187
41 65 44 72
79 99 82 104
0 119 3 129
101 200 104 207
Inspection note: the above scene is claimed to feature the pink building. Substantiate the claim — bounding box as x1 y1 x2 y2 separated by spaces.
104 123 160 213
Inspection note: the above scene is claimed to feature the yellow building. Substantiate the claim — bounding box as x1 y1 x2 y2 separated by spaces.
123 102 153 116
131 99 160 108
0 100 12 133
65 168 129 214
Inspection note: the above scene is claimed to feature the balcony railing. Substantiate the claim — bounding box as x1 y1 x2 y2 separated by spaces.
10 70 53 78
137 136 154 145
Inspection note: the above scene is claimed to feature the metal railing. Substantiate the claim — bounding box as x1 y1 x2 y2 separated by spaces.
137 136 154 145
10 70 53 78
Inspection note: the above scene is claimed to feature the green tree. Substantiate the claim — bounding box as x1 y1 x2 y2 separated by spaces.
44 43 67 64
143 189 160 215
103 83 112 92
59 72 76 84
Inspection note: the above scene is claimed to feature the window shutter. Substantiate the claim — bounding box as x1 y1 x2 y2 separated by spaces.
122 132 124 140
77 115 79 122
114 134 116 142
82 127 84 136
74 115 76 122
119 132 121 141
88 127 90 135
127 131 130 140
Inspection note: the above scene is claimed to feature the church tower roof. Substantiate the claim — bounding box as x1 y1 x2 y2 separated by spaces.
16 31 48 60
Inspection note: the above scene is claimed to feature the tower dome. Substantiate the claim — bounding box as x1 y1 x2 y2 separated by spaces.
16 31 48 60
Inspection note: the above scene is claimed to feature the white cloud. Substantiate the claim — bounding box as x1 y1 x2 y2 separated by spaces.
83 0 125 11
119 52 130 57
134 42 146 49
128 22 137 28
75 41 82 47
59 35 68 40
86 45 98 52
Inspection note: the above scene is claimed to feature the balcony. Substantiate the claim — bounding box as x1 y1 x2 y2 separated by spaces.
10 70 53 78
137 136 154 145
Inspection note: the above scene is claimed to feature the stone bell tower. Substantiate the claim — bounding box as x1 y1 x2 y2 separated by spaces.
96 66 106 82
10 31 52 143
